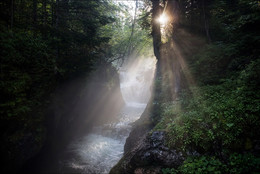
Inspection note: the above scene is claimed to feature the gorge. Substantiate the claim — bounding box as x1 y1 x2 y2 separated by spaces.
0 0 259 173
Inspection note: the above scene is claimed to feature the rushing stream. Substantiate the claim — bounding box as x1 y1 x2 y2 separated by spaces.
59 58 155 174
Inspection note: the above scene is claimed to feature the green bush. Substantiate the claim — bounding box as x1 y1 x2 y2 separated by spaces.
179 156 224 174
0 31 56 164
227 153 260 173
155 59 260 153
162 153 260 174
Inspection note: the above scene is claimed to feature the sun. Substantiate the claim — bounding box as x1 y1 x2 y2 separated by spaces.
157 13 169 43
158 13 168 25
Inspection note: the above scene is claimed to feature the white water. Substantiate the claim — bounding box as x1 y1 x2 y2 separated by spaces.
60 58 155 174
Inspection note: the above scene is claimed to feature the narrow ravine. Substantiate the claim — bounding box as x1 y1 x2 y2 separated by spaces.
58 59 155 173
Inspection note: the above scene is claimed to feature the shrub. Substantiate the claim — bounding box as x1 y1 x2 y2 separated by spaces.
162 153 260 174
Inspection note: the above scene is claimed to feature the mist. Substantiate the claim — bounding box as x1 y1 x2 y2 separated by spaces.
43 56 157 173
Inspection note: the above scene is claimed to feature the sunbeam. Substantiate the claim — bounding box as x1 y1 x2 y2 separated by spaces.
59 55 156 173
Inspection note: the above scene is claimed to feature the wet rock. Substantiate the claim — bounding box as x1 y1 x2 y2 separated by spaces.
124 123 152 153
110 131 184 174
134 166 162 174
134 131 184 167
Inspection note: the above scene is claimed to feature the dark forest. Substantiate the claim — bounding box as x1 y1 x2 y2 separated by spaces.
0 0 259 173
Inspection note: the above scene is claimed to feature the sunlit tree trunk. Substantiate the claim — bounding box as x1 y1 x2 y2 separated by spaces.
151 0 161 60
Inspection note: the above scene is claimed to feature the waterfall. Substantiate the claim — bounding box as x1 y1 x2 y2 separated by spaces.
120 57 155 105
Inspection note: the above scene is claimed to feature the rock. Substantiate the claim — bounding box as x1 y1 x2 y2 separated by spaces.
134 166 162 174
134 131 184 167
124 122 152 154
110 131 184 174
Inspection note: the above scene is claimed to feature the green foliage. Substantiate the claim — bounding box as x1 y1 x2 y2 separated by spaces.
162 153 260 174
0 0 138 171
188 0 260 85
179 156 224 174
190 39 259 85
190 43 236 84
210 0 260 41
227 153 260 173
0 30 55 166
162 167 178 174
0 30 55 123
153 0 260 173
154 59 259 153
157 0 260 153
99 1 153 65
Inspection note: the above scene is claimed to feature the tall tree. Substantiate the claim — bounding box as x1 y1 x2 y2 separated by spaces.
151 0 161 60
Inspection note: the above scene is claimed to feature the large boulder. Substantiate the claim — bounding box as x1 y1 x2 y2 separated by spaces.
110 131 184 174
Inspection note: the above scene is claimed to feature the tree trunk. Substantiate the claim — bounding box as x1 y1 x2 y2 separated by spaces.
127 0 138 57
151 0 161 60
202 0 211 43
